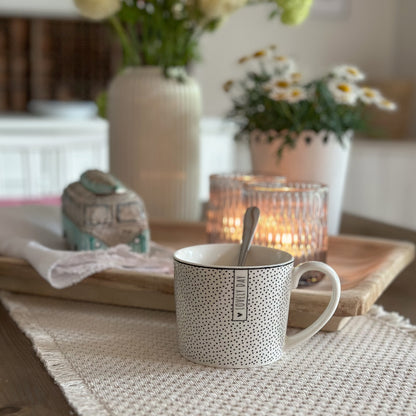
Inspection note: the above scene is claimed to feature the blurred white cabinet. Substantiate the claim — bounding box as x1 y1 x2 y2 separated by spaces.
0 116 239 203
343 139 416 230
0 116 108 199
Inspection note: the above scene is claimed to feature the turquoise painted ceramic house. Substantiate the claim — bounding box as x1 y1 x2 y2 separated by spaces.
62 170 150 253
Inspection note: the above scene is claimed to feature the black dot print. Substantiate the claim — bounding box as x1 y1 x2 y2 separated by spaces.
174 261 294 368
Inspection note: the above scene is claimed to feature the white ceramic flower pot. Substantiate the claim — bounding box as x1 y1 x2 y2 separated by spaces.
250 130 352 235
108 66 202 221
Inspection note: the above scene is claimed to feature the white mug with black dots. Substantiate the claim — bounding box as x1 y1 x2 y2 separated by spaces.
174 243 341 368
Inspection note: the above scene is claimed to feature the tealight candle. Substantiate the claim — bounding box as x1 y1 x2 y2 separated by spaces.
243 181 328 285
206 173 286 243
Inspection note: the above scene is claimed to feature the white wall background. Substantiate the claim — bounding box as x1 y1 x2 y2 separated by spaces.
394 0 416 135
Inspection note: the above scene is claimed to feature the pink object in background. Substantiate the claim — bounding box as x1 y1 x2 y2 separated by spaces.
0 197 61 207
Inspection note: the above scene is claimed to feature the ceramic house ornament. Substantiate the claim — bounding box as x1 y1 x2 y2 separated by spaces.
62 169 150 252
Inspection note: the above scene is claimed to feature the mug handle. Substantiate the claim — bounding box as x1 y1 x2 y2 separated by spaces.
285 261 341 349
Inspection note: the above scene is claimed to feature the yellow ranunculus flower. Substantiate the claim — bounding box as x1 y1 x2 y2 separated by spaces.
74 0 121 20
198 0 248 20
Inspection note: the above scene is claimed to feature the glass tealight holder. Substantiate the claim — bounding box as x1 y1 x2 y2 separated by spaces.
243 181 328 286
206 173 286 243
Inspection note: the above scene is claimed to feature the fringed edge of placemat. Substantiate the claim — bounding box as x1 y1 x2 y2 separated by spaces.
368 304 416 335
0 291 111 416
1 291 415 416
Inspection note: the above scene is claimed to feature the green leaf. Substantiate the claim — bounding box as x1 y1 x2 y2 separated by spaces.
117 3 142 24
269 9 280 19
95 90 107 119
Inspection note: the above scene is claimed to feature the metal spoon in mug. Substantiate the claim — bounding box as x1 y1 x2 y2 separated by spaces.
237 206 260 266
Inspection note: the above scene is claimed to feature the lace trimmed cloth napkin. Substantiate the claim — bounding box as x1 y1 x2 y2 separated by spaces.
1 292 415 416
0 205 174 288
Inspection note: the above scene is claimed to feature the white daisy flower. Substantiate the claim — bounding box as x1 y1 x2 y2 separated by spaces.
238 55 251 64
172 2 184 18
269 89 288 102
252 49 270 59
331 65 365 82
358 87 382 105
273 55 289 64
244 78 256 90
376 97 397 111
290 72 302 83
273 55 297 75
166 67 187 80
286 86 307 103
327 78 358 105
222 80 234 93
263 76 292 92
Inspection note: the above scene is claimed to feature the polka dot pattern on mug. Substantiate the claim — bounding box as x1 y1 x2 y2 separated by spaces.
174 261 293 368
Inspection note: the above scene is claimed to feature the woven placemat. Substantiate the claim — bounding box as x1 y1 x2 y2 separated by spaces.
1 291 415 416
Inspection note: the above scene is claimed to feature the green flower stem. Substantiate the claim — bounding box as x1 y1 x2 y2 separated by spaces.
109 15 140 66
127 23 142 63
279 101 294 122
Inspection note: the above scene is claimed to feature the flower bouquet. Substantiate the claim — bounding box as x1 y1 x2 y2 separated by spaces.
224 46 397 156
73 0 315 73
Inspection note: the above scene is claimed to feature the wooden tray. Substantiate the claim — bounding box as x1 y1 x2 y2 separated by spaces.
0 222 414 331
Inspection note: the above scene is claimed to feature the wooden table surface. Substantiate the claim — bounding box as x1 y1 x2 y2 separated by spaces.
1 213 415 416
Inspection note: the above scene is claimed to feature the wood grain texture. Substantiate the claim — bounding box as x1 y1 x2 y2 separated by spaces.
0 222 414 320
340 213 416 324
0 303 74 416
290 234 415 316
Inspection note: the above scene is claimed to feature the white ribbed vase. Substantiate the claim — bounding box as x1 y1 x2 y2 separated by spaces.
250 130 352 235
108 66 201 221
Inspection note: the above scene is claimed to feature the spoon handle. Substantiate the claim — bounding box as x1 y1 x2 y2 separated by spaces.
238 206 260 266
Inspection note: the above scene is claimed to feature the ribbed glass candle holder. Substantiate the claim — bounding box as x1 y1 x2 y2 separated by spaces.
243 181 328 285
